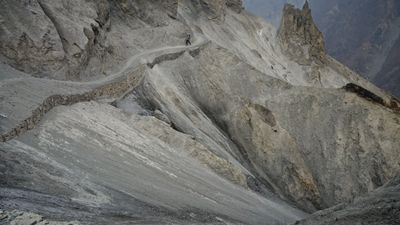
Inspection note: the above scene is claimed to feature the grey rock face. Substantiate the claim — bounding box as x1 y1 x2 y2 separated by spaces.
243 0 304 26
112 0 178 26
153 109 172 125
293 176 400 225
263 87 400 209
37 0 111 79
0 0 65 77
244 0 400 98
136 39 400 212
196 0 227 21
0 210 82 225
0 0 111 80
0 0 399 224
278 1 326 65
160 0 179 19
226 0 244 13
192 0 243 21
0 0 188 81
0 101 305 225
309 0 400 98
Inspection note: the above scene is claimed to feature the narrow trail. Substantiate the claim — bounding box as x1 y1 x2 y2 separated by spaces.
0 35 208 88
0 34 209 142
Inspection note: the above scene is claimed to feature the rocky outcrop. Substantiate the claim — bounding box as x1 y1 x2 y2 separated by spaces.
113 0 178 25
196 0 227 20
193 0 243 21
37 0 111 79
343 83 400 112
246 0 400 97
159 0 179 19
263 87 400 209
135 112 249 188
0 0 112 80
0 0 65 77
226 0 244 13
228 101 322 211
0 210 81 225
293 176 400 225
278 1 326 65
147 50 186 68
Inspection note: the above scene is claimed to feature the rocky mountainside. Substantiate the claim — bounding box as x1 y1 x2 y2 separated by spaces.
1 0 400 224
244 0 400 98
295 176 400 225
310 0 400 98
244 0 303 26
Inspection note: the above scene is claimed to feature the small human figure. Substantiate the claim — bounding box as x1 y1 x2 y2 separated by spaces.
185 34 192 46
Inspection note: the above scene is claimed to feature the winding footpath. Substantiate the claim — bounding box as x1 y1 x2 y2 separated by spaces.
0 35 209 142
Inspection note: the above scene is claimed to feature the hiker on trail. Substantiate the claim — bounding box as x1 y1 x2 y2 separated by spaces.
185 34 192 46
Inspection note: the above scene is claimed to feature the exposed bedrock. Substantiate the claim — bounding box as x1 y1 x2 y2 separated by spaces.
278 1 326 65
227 101 322 211
226 0 244 13
112 0 178 25
0 0 65 77
1 0 400 223
293 176 400 225
264 87 400 209
190 0 243 21
0 0 111 79
0 210 82 225
133 42 400 212
37 0 111 79
0 0 185 81
344 83 400 112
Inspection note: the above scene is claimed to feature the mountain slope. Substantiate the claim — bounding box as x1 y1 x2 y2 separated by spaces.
295 177 400 225
1 0 400 224
244 0 400 98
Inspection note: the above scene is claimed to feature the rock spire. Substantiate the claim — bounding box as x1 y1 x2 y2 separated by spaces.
278 1 326 65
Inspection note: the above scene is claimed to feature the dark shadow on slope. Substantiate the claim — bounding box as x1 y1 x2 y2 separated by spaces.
147 51 186 69
343 83 400 113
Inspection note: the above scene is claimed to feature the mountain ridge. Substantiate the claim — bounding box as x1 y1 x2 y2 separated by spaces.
244 0 400 97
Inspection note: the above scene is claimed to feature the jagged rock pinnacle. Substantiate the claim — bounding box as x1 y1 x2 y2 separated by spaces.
277 1 326 65
303 0 310 11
